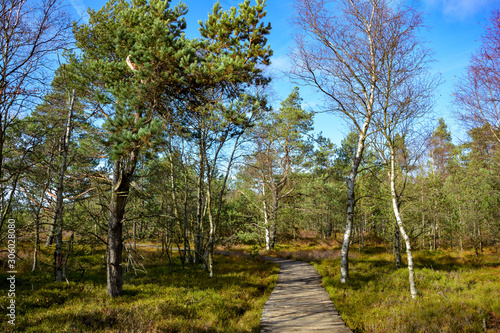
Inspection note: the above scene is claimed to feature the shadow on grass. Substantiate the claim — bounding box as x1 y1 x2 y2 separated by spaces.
25 307 260 333
5 252 275 333
414 255 462 271
125 254 274 297
413 250 500 271
360 246 387 255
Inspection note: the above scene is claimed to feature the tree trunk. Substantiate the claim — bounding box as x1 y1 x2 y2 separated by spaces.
62 233 74 280
133 220 137 250
205 174 215 277
269 194 279 250
479 224 483 253
107 160 129 297
206 132 242 276
458 203 464 256
395 225 401 269
390 150 417 299
473 217 479 257
33 217 40 271
45 224 55 246
194 136 205 264
361 211 366 249
421 185 425 250
433 212 437 251
263 183 271 251
183 172 192 263
33 160 54 271
54 90 75 282
340 119 370 283
167 134 191 264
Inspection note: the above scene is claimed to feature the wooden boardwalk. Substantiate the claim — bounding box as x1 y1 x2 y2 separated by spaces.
216 251 352 332
259 256 352 333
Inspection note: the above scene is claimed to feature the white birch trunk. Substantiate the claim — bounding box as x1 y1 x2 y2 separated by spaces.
340 104 373 283
263 183 271 251
390 149 417 299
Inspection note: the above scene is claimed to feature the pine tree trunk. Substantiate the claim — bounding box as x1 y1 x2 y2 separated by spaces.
33 219 39 271
62 233 74 280
107 160 129 297
183 172 192 263
33 162 53 271
362 212 366 249
167 135 191 264
205 178 215 277
479 225 483 253
433 213 437 251
133 220 137 250
194 137 205 264
45 225 55 246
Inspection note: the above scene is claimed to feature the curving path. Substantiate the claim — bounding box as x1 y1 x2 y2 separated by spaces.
216 251 352 332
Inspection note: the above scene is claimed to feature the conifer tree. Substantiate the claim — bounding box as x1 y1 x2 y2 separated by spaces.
72 0 272 294
174 0 272 275
72 0 194 297
240 88 313 250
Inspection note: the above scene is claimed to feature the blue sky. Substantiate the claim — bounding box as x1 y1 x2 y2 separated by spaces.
66 0 500 146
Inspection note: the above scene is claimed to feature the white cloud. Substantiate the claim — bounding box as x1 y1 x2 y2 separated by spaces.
270 55 292 72
68 0 89 23
423 0 496 20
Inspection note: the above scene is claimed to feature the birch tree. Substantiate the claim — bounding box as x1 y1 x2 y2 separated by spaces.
454 9 500 143
291 0 431 283
369 1 438 297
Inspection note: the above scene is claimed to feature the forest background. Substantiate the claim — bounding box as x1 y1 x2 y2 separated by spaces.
0 0 499 332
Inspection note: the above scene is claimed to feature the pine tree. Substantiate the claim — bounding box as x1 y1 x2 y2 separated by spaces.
72 0 194 297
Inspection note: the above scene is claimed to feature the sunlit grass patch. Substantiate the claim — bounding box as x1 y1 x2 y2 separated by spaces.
0 244 278 333
273 244 500 333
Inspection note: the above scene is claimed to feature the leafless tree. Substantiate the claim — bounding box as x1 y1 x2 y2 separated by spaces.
454 9 500 143
291 0 433 283
372 79 437 299
369 4 440 297
0 0 71 234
